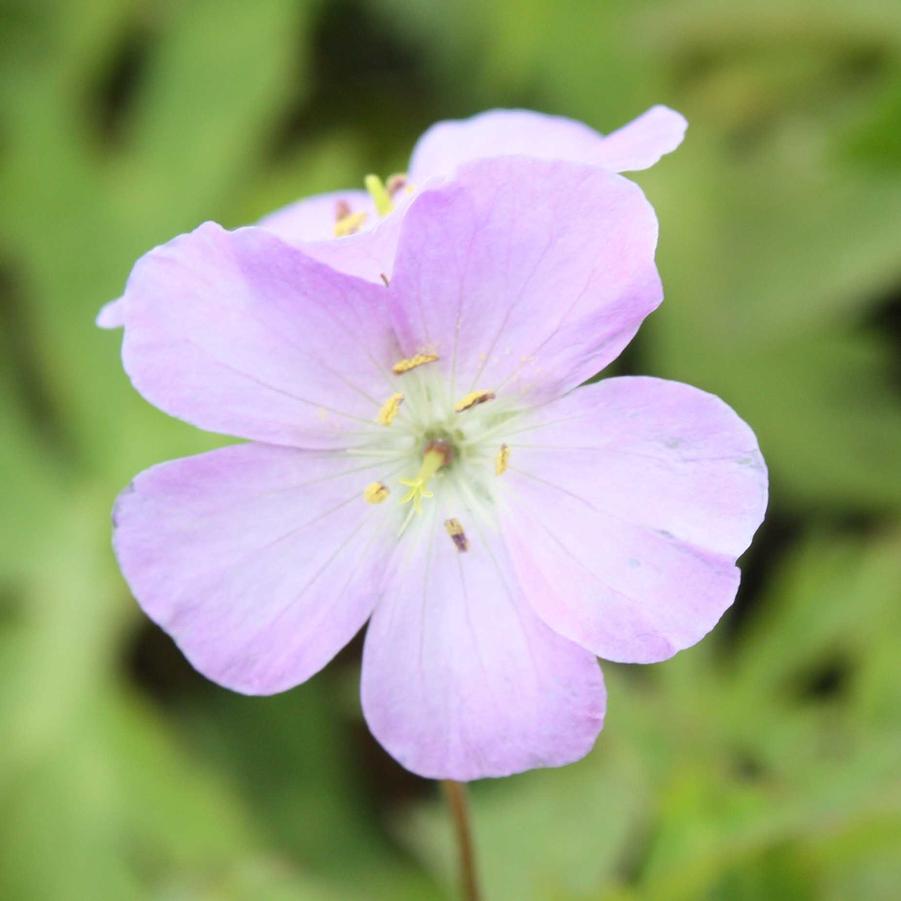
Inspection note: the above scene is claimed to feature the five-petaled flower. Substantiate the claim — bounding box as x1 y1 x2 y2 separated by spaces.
109 155 766 781
97 106 686 327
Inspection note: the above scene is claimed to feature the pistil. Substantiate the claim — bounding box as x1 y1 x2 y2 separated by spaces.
399 445 448 514
364 174 395 216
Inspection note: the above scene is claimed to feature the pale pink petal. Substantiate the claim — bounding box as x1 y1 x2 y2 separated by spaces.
97 296 125 329
361 503 605 781
409 109 605 181
388 157 661 405
259 189 408 284
498 377 768 663
588 105 688 172
297 209 405 285
408 106 686 180
121 221 401 447
114 442 398 694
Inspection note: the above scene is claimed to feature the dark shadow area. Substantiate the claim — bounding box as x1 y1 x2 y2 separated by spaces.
866 286 901 389
797 656 852 701
268 0 437 167
0 260 77 470
88 19 155 146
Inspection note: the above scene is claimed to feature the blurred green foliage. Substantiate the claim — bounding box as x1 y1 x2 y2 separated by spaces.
1 0 900 898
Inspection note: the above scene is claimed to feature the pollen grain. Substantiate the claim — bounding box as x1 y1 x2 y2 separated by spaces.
334 210 367 237
495 444 510 475
376 392 404 426
363 482 390 504
454 389 495 413
392 352 439 374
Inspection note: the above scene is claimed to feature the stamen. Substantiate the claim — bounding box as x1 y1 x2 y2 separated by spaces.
392 352 439 374
454 389 495 413
376 392 404 426
386 173 407 196
364 174 394 216
363 481 390 504
334 210 367 237
495 444 509 475
444 518 468 552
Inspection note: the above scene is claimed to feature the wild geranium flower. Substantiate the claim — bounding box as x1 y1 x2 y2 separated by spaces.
97 106 686 327
111 157 766 780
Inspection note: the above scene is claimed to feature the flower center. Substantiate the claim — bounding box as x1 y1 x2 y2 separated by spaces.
358 351 519 549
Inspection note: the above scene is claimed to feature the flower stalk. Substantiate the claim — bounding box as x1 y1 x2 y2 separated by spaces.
441 780 481 901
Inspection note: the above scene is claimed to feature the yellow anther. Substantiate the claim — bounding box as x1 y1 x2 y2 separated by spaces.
376 392 404 426
364 174 394 217
495 444 509 476
392 352 439 374
399 447 446 514
454 389 496 413
363 482 390 504
334 210 367 237
444 517 468 552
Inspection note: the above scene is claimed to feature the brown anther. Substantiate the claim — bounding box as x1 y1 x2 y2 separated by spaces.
335 198 352 221
380 272 390 287
386 173 407 196
444 518 468 552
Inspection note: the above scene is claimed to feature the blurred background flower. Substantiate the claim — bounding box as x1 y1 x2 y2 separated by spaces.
1 1 899 898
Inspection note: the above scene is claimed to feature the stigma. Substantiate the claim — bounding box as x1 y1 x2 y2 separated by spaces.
399 444 450 515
